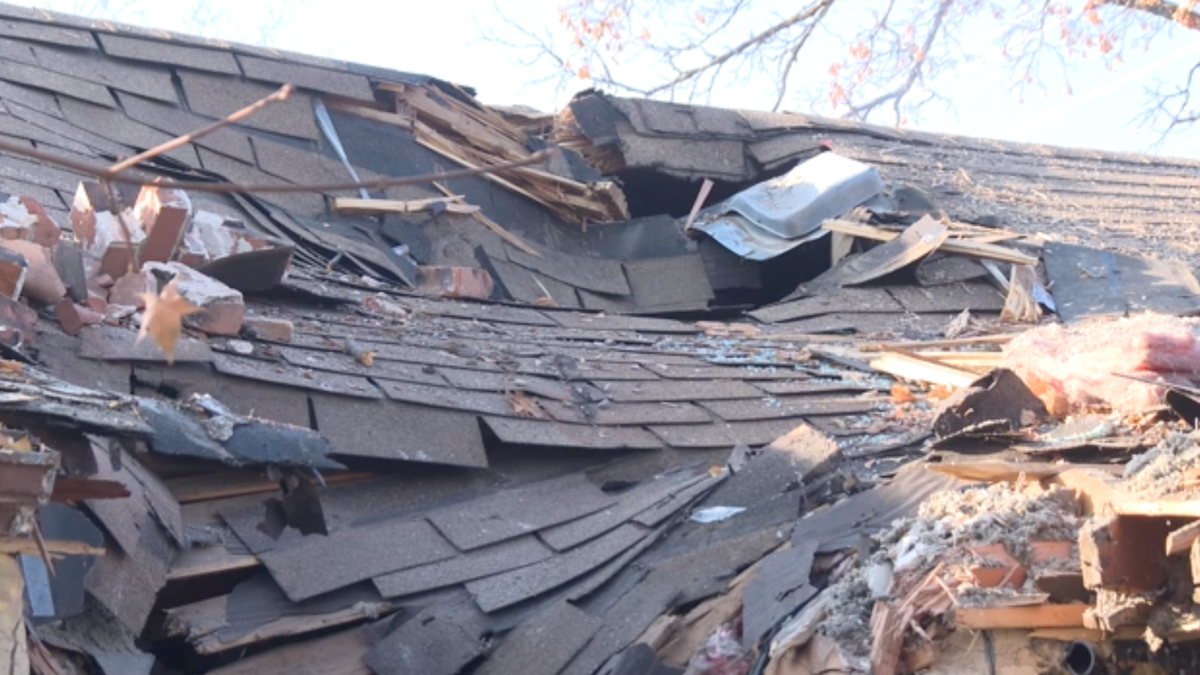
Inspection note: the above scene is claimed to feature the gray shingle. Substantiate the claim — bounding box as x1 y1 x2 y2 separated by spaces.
98 33 240 74
32 42 177 103
237 54 374 101
0 18 95 48
483 416 664 450
373 536 553 598
58 96 198 166
0 56 114 107
116 92 254 163
181 70 319 140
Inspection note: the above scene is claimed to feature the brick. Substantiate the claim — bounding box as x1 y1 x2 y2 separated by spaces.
145 261 244 336
99 243 135 281
1 240 64 304
1029 541 1076 569
85 291 106 314
243 316 293 343
19 196 61 248
134 185 191 264
70 182 145 261
967 543 1027 589
0 246 26 299
1079 515 1170 591
0 294 35 338
414 266 495 300
108 270 157 309
54 297 82 336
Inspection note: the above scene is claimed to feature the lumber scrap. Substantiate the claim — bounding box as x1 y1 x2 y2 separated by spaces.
332 197 479 216
823 219 1039 266
869 352 977 388
0 555 27 675
0 536 104 557
323 98 414 130
955 604 1088 629
1166 519 1200 556
929 461 1122 483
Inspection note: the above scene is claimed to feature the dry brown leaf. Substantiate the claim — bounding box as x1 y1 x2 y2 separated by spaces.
0 361 22 374
137 279 201 364
890 384 916 404
506 390 545 418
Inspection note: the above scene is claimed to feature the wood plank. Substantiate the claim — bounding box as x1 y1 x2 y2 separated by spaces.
207 623 372 675
1166 519 1200 556
955 604 1088 629
324 99 413 130
863 334 1017 352
870 352 977 388
167 545 259 581
1116 500 1200 519
50 476 131 501
0 555 27 675
929 461 1123 483
824 219 1039 265
166 470 375 504
0 537 104 557
333 196 479 216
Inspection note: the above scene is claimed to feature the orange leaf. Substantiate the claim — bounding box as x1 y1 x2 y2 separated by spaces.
137 280 202 365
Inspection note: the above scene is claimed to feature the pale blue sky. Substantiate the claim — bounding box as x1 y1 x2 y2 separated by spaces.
17 0 1200 158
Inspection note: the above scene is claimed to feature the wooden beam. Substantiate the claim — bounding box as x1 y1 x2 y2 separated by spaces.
824 219 1039 266
1167 519 1200 556
0 555 27 675
323 99 413 130
0 537 104 557
1116 500 1200 519
955 604 1088 629
332 197 479 216
869 351 977 388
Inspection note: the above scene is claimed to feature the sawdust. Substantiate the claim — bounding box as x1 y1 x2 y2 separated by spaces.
816 568 874 659
1122 432 1200 496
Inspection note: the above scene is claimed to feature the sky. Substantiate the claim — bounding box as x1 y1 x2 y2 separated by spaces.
16 0 1200 159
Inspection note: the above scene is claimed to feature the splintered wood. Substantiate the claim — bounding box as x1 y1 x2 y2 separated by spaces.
379 82 630 225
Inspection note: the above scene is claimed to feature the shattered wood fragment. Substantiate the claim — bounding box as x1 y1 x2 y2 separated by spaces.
869 599 911 675
1166 519 1200 556
823 219 1038 265
1084 588 1154 631
869 352 976 388
0 554 28 675
0 537 104 557
1001 264 1041 323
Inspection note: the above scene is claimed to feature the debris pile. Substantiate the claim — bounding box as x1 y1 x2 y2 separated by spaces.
1 6 1200 675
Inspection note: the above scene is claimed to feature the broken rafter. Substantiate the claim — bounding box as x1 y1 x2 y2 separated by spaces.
823 219 1038 266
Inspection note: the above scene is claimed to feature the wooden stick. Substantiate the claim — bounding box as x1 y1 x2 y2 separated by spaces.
824 219 1039 266
862 334 1019 352
683 178 714 232
0 537 104 557
869 352 978 388
332 196 479 216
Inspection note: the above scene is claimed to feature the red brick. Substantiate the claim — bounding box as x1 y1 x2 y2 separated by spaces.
243 316 293 342
967 543 1027 589
18 196 61 248
414 266 494 300
1 240 64 304
70 182 146 262
134 185 191 263
85 292 106 314
0 247 26 299
1080 515 1170 591
108 270 157 309
54 297 82 336
145 261 244 336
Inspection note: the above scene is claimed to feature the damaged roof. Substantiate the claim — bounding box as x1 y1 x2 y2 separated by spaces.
2 3 1200 675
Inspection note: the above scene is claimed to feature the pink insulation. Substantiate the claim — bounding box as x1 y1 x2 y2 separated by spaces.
1002 313 1200 415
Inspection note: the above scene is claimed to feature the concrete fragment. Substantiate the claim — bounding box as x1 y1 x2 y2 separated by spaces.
135 185 191 263
2 240 65 304
108 270 158 310
145 261 244 336
242 316 293 342
54 240 88 303
414 265 494 300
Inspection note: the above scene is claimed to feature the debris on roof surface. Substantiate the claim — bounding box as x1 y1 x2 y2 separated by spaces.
1 3 1200 674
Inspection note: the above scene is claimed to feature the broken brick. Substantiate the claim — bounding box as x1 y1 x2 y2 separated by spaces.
99 242 135 281
1 240 64 304
135 185 192 264
54 297 83 336
0 247 26 300
1079 515 1170 591
70 181 145 261
85 291 106 314
1029 541 1076 569
20 196 61 249
108 270 157 310
243 316 293 343
0 293 36 338
145 261 244 336
414 266 494 300
966 543 1027 589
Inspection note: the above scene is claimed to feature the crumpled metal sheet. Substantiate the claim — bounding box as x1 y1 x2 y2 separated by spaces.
693 152 883 261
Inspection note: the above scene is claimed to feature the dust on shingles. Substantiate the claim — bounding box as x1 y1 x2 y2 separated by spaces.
1122 432 1200 496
